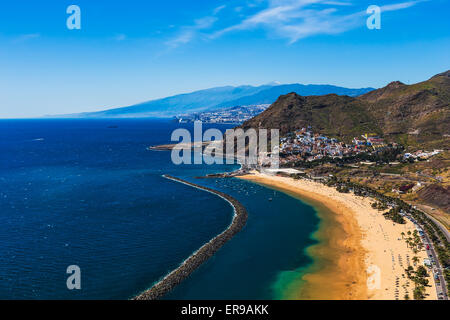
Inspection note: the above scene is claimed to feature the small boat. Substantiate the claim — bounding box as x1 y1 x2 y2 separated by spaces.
268 198 273 201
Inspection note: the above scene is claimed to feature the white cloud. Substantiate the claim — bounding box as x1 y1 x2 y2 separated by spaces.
168 0 425 47
213 5 227 15
165 6 225 48
115 34 127 41
213 0 424 43
13 33 40 43
381 0 423 12
166 16 218 48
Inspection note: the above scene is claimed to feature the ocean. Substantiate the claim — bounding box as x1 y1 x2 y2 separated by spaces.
0 119 320 299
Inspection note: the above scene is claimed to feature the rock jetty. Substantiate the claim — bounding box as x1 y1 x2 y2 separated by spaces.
133 175 248 300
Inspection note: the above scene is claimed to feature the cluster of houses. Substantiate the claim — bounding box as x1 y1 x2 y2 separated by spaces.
392 182 422 194
175 104 270 124
279 128 386 164
403 149 443 160
353 133 387 150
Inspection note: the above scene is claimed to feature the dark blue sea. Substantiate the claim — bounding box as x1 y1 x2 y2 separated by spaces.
0 119 319 299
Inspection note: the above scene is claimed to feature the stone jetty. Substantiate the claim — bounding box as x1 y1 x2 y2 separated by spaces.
133 175 248 300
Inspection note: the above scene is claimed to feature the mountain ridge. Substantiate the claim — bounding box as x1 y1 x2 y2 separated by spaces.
242 71 450 149
50 83 374 118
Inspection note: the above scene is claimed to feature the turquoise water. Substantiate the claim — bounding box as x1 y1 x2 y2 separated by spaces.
0 119 320 299
166 178 320 299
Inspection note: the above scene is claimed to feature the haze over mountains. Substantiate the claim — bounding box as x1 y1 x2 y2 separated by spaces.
55 83 374 118
242 71 450 150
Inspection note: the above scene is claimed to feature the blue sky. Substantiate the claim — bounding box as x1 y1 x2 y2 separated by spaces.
0 0 449 118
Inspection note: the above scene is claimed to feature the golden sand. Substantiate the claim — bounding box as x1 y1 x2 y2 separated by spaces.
238 172 437 300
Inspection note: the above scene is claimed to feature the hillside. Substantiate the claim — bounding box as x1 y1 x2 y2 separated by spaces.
242 71 450 149
242 93 381 141
360 71 450 149
54 83 374 118
417 184 450 213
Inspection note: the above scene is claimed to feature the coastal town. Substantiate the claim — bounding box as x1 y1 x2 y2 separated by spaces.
174 104 270 124
279 128 388 164
278 127 443 166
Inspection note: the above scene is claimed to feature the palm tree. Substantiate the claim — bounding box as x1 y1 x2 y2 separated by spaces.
406 237 413 248
401 232 405 239
412 256 420 266
414 238 421 250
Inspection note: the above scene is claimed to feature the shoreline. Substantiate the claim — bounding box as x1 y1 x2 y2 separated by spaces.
133 175 248 300
238 173 368 300
238 172 438 300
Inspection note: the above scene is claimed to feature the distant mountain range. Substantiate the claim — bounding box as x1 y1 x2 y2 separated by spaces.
54 83 374 118
242 71 450 150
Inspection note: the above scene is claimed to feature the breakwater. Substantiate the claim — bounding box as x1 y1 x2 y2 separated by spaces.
133 175 248 300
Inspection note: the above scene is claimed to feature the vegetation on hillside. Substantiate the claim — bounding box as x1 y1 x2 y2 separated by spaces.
242 70 450 150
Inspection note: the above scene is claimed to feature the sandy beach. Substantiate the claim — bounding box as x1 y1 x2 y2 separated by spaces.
238 172 437 300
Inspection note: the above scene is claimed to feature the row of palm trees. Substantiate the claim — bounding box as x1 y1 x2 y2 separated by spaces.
404 265 430 300
401 230 424 255
306 174 450 295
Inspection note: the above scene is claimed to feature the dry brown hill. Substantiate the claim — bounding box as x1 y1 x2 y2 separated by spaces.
242 71 450 149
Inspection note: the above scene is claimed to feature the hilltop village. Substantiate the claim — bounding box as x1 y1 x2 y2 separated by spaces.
278 127 442 166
